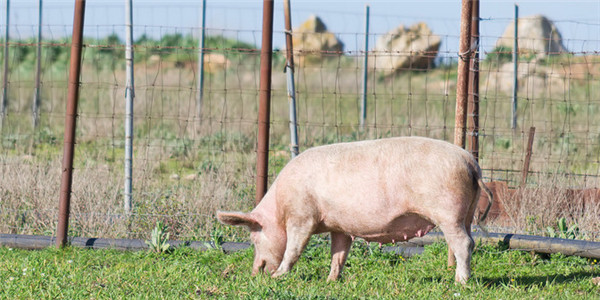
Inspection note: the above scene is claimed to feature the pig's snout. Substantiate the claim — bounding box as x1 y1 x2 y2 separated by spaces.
252 260 266 276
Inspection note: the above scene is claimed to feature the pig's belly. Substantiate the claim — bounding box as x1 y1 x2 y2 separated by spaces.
325 213 436 244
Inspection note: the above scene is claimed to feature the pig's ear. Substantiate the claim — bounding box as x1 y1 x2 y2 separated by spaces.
216 211 261 230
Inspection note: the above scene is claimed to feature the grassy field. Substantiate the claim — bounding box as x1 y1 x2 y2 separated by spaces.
1 240 599 299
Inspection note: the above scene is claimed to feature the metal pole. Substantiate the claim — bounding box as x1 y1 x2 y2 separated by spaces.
32 0 42 129
360 5 369 131
56 0 86 248
512 3 518 130
467 0 479 161
196 0 206 123
124 0 134 214
1 0 9 130
283 0 298 158
454 0 473 149
255 0 274 205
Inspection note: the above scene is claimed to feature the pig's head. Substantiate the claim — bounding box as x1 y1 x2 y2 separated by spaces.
216 211 286 275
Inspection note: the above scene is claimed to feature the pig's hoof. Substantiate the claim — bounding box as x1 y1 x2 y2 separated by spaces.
454 275 469 285
271 269 287 278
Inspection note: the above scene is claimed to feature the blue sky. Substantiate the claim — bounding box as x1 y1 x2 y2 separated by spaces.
4 0 600 55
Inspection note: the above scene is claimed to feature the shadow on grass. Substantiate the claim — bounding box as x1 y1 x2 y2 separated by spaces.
421 271 598 287
478 270 598 287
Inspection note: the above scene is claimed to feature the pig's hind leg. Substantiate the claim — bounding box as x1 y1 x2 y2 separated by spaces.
272 218 316 278
327 232 353 281
439 222 474 284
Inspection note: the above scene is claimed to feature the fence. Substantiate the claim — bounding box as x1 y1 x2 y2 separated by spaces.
0 1 599 243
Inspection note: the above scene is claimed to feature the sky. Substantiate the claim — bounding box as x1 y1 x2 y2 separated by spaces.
3 0 600 55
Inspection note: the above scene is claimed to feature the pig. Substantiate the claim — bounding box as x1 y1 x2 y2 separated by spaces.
217 137 493 284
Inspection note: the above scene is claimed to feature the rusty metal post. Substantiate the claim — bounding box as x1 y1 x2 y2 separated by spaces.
283 0 298 158
454 0 473 149
1 0 9 130
256 0 274 205
56 0 86 248
467 0 479 160
521 127 535 187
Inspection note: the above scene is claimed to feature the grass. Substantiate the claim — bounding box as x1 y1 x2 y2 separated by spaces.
0 240 599 299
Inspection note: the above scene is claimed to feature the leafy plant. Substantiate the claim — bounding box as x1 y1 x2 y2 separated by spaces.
546 217 582 240
146 221 172 253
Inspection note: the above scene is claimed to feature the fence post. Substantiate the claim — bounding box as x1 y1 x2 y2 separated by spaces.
512 3 518 130
454 0 473 149
521 127 535 187
283 0 298 158
56 0 86 248
124 0 134 214
196 0 206 124
32 0 42 129
468 0 479 161
359 5 369 131
256 0 274 205
1 0 9 130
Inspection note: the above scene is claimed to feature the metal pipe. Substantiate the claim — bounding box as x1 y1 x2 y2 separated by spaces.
454 0 473 149
1 0 9 129
32 0 42 129
283 0 298 158
255 0 274 205
124 0 134 214
196 0 206 124
512 4 518 130
56 0 86 248
7 232 600 260
403 232 600 260
521 127 535 187
467 0 479 161
359 5 369 131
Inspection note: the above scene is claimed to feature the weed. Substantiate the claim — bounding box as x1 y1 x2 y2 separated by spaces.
145 221 171 253
546 217 585 240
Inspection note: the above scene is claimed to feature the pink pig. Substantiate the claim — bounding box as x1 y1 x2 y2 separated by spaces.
217 137 493 284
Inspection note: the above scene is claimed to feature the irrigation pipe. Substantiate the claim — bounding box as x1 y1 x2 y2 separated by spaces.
2 233 600 260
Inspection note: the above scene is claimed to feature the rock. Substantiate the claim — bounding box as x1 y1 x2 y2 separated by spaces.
370 22 441 76
184 173 198 181
169 173 180 181
485 61 567 94
203 53 231 73
291 15 344 65
495 15 567 57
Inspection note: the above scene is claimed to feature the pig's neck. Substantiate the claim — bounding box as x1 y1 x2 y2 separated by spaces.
254 187 286 237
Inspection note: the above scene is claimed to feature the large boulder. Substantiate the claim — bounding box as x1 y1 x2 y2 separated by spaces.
495 15 567 57
292 15 344 65
370 22 441 75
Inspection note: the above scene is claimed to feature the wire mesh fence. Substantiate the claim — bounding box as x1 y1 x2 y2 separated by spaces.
0 2 599 243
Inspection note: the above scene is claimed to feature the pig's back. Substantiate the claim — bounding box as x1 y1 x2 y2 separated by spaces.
275 137 479 236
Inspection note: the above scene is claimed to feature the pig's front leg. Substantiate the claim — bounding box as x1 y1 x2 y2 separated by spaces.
327 232 352 281
272 221 314 278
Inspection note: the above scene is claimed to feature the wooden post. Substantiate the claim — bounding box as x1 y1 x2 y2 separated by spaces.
521 127 535 187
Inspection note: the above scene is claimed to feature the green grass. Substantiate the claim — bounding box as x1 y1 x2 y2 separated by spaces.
1 240 598 299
